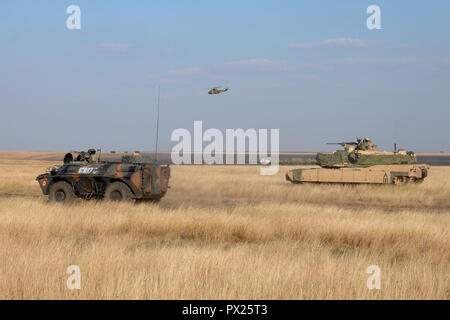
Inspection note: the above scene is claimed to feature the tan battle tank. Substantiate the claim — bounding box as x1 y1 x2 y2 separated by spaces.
286 138 430 184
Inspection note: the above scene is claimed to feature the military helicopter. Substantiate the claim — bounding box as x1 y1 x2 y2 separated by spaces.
208 87 229 95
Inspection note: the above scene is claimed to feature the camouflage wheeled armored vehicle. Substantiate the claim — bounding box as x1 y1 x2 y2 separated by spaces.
286 138 429 185
36 149 170 203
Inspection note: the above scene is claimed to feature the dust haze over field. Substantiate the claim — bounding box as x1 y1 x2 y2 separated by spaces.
0 153 448 299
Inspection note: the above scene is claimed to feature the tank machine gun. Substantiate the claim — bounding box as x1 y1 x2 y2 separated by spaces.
286 138 429 184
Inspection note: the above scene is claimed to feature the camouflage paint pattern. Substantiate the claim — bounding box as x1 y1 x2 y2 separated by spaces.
316 150 417 168
36 154 170 200
208 87 229 95
286 138 430 184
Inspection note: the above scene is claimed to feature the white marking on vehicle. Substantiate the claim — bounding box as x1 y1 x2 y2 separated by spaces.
78 167 98 174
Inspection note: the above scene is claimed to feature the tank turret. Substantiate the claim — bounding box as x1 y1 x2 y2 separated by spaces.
286 137 429 185
317 138 417 168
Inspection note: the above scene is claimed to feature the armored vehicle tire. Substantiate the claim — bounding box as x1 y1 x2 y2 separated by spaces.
49 181 76 203
104 182 134 202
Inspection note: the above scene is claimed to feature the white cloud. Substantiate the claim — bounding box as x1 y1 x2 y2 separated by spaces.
328 57 417 65
289 38 376 49
328 57 379 65
145 67 202 85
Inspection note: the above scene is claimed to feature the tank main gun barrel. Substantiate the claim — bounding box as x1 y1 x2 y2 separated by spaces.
326 142 358 146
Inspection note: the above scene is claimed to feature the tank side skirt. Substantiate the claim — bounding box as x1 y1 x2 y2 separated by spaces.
287 165 427 184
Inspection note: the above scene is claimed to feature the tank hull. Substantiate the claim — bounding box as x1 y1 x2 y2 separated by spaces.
286 164 429 184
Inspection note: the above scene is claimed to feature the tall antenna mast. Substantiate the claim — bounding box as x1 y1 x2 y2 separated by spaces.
154 85 161 162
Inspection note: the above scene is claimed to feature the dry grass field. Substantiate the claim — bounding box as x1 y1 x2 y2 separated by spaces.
0 152 448 299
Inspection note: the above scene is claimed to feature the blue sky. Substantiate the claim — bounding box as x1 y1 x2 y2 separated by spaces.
1 1 449 152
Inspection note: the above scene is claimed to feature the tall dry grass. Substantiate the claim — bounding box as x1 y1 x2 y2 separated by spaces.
0 153 448 299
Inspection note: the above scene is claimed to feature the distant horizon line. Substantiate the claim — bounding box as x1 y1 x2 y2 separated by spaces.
0 150 449 155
